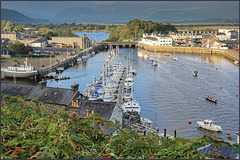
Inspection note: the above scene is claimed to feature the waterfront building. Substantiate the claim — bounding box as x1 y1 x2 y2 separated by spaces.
142 33 172 46
218 29 239 40
50 36 91 49
1 31 17 41
216 33 228 41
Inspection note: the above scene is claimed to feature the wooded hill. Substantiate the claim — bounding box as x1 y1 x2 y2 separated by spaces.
107 19 178 42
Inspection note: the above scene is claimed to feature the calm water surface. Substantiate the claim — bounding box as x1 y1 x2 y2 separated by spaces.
75 32 110 42
4 32 239 141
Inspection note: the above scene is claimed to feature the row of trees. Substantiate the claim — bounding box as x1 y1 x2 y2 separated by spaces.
1 95 238 159
35 28 78 40
1 20 24 32
107 19 178 42
20 22 114 32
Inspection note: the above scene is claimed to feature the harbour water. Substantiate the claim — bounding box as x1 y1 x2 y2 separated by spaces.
3 32 239 141
75 32 110 42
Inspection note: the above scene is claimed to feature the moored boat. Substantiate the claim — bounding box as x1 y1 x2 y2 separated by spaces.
122 99 141 114
1 57 38 78
152 60 158 66
206 96 217 103
197 119 222 132
144 54 149 59
193 71 198 76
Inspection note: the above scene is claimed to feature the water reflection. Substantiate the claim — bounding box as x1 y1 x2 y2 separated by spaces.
2 48 238 141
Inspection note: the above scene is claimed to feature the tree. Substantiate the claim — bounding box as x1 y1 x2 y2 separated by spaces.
28 51 34 57
13 25 24 32
105 26 110 32
8 41 25 55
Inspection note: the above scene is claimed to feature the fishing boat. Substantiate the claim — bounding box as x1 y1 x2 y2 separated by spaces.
197 120 223 132
206 96 217 103
193 71 198 76
1 57 38 78
122 100 141 114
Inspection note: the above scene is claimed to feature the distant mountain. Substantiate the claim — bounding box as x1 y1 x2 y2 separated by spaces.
49 1 239 23
1 9 49 23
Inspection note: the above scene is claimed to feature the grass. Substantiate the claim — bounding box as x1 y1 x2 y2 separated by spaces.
3 57 56 60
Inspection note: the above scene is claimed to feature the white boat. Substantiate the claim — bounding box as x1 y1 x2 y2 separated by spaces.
129 66 136 75
82 55 88 60
144 54 149 59
44 72 58 79
122 100 141 114
77 57 83 62
197 120 223 132
138 51 144 57
1 57 38 78
152 60 158 66
234 61 239 65
173 48 178 61
141 117 153 126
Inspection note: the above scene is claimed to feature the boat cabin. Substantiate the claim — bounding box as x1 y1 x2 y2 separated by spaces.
204 120 213 126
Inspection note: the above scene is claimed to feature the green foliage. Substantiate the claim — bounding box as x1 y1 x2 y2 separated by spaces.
1 20 24 32
8 41 25 55
108 19 178 42
1 95 238 159
35 27 77 39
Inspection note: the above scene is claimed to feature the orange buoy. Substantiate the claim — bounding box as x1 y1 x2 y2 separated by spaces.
186 67 188 68
227 132 230 135
212 65 214 67
188 120 192 124
220 86 222 89
197 60 199 62
182 64 184 66
205 63 207 64
74 82 76 85
236 94 238 97
216 68 217 70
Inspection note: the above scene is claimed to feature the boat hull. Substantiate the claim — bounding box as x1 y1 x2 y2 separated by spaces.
1 70 38 78
197 121 222 132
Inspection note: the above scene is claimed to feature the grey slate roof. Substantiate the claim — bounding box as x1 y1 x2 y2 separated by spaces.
1 82 79 106
198 143 239 159
143 37 158 41
78 100 116 120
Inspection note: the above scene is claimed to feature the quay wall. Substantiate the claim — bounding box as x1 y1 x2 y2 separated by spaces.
139 43 239 61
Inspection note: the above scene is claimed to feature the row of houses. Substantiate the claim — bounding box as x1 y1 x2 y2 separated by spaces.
1 31 92 49
140 29 239 50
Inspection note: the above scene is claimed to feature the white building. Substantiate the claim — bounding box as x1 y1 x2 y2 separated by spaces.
216 33 227 41
141 33 172 46
218 29 239 40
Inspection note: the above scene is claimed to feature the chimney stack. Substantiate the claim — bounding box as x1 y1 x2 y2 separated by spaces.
39 79 47 90
86 109 89 116
71 82 79 93
91 110 94 115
